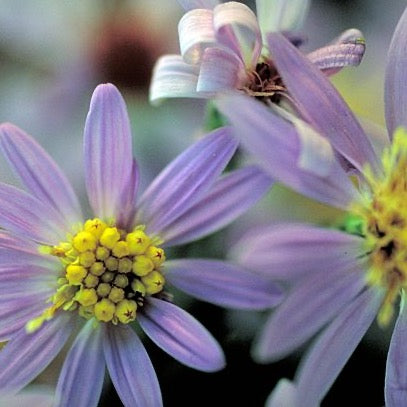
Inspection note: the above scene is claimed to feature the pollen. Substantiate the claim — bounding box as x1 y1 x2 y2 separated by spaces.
27 218 166 331
353 127 407 326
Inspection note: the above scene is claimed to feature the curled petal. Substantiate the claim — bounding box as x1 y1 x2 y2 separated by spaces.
213 2 262 68
179 8 216 64
104 325 162 407
161 166 272 246
165 259 283 310
139 298 225 372
0 123 82 227
84 83 136 226
149 55 207 104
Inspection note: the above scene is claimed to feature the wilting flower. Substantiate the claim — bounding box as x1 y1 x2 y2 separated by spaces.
0 84 282 406
218 6 407 406
150 0 365 104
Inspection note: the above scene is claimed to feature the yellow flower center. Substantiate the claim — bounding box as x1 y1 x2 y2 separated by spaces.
27 218 165 332
352 128 407 326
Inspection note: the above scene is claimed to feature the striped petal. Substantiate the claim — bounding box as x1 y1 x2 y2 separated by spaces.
178 8 216 64
137 127 238 235
385 299 407 407
254 266 365 362
0 314 73 394
267 33 380 174
161 166 272 246
385 6 407 136
84 84 137 226
149 55 206 105
213 2 262 68
217 94 360 209
139 298 225 372
0 123 82 227
55 321 105 407
295 288 383 407
165 258 283 310
104 325 162 407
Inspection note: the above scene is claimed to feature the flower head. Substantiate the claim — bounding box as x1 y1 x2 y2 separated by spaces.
150 0 365 104
0 83 282 406
217 5 407 406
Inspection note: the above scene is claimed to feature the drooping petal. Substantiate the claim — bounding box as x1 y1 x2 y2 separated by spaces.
137 127 238 235
138 298 225 372
178 8 216 64
161 166 272 246
213 2 262 68
266 379 298 407
177 0 219 10
0 123 82 227
149 55 207 105
385 298 407 406
196 47 245 93
103 325 162 407
217 94 360 209
295 287 383 407
385 6 407 136
267 33 380 174
230 223 365 280
0 313 73 394
55 321 105 407
256 0 310 35
254 265 365 362
0 182 67 244
84 83 136 225
307 29 366 76
165 259 283 310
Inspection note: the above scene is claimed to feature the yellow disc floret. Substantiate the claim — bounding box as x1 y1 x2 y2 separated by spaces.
28 219 166 331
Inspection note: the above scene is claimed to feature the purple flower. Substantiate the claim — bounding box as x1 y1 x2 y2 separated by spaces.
149 0 365 104
217 6 407 407
0 83 282 407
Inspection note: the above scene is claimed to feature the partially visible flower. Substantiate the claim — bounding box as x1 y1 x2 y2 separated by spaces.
0 84 282 406
150 0 365 104
218 5 407 406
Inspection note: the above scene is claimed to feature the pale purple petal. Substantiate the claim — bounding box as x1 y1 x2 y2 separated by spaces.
213 2 262 68
231 223 365 280
267 33 380 174
266 379 298 407
256 0 310 34
103 325 162 407
217 94 360 209
178 9 216 64
385 6 407 136
177 0 219 10
0 123 82 227
84 83 136 225
385 300 407 407
56 321 105 407
165 259 283 310
161 166 272 246
0 182 67 244
137 127 238 235
139 297 225 372
254 266 365 362
0 313 73 394
197 47 245 93
149 55 208 105
307 29 365 75
295 288 383 407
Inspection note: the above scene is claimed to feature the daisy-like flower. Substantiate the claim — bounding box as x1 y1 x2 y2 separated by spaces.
150 0 366 104
0 84 282 406
217 6 407 406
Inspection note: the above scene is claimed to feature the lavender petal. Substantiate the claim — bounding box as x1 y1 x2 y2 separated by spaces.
265 379 298 407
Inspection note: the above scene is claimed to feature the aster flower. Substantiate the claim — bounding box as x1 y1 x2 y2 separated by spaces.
217 6 407 406
150 0 366 104
0 83 282 406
